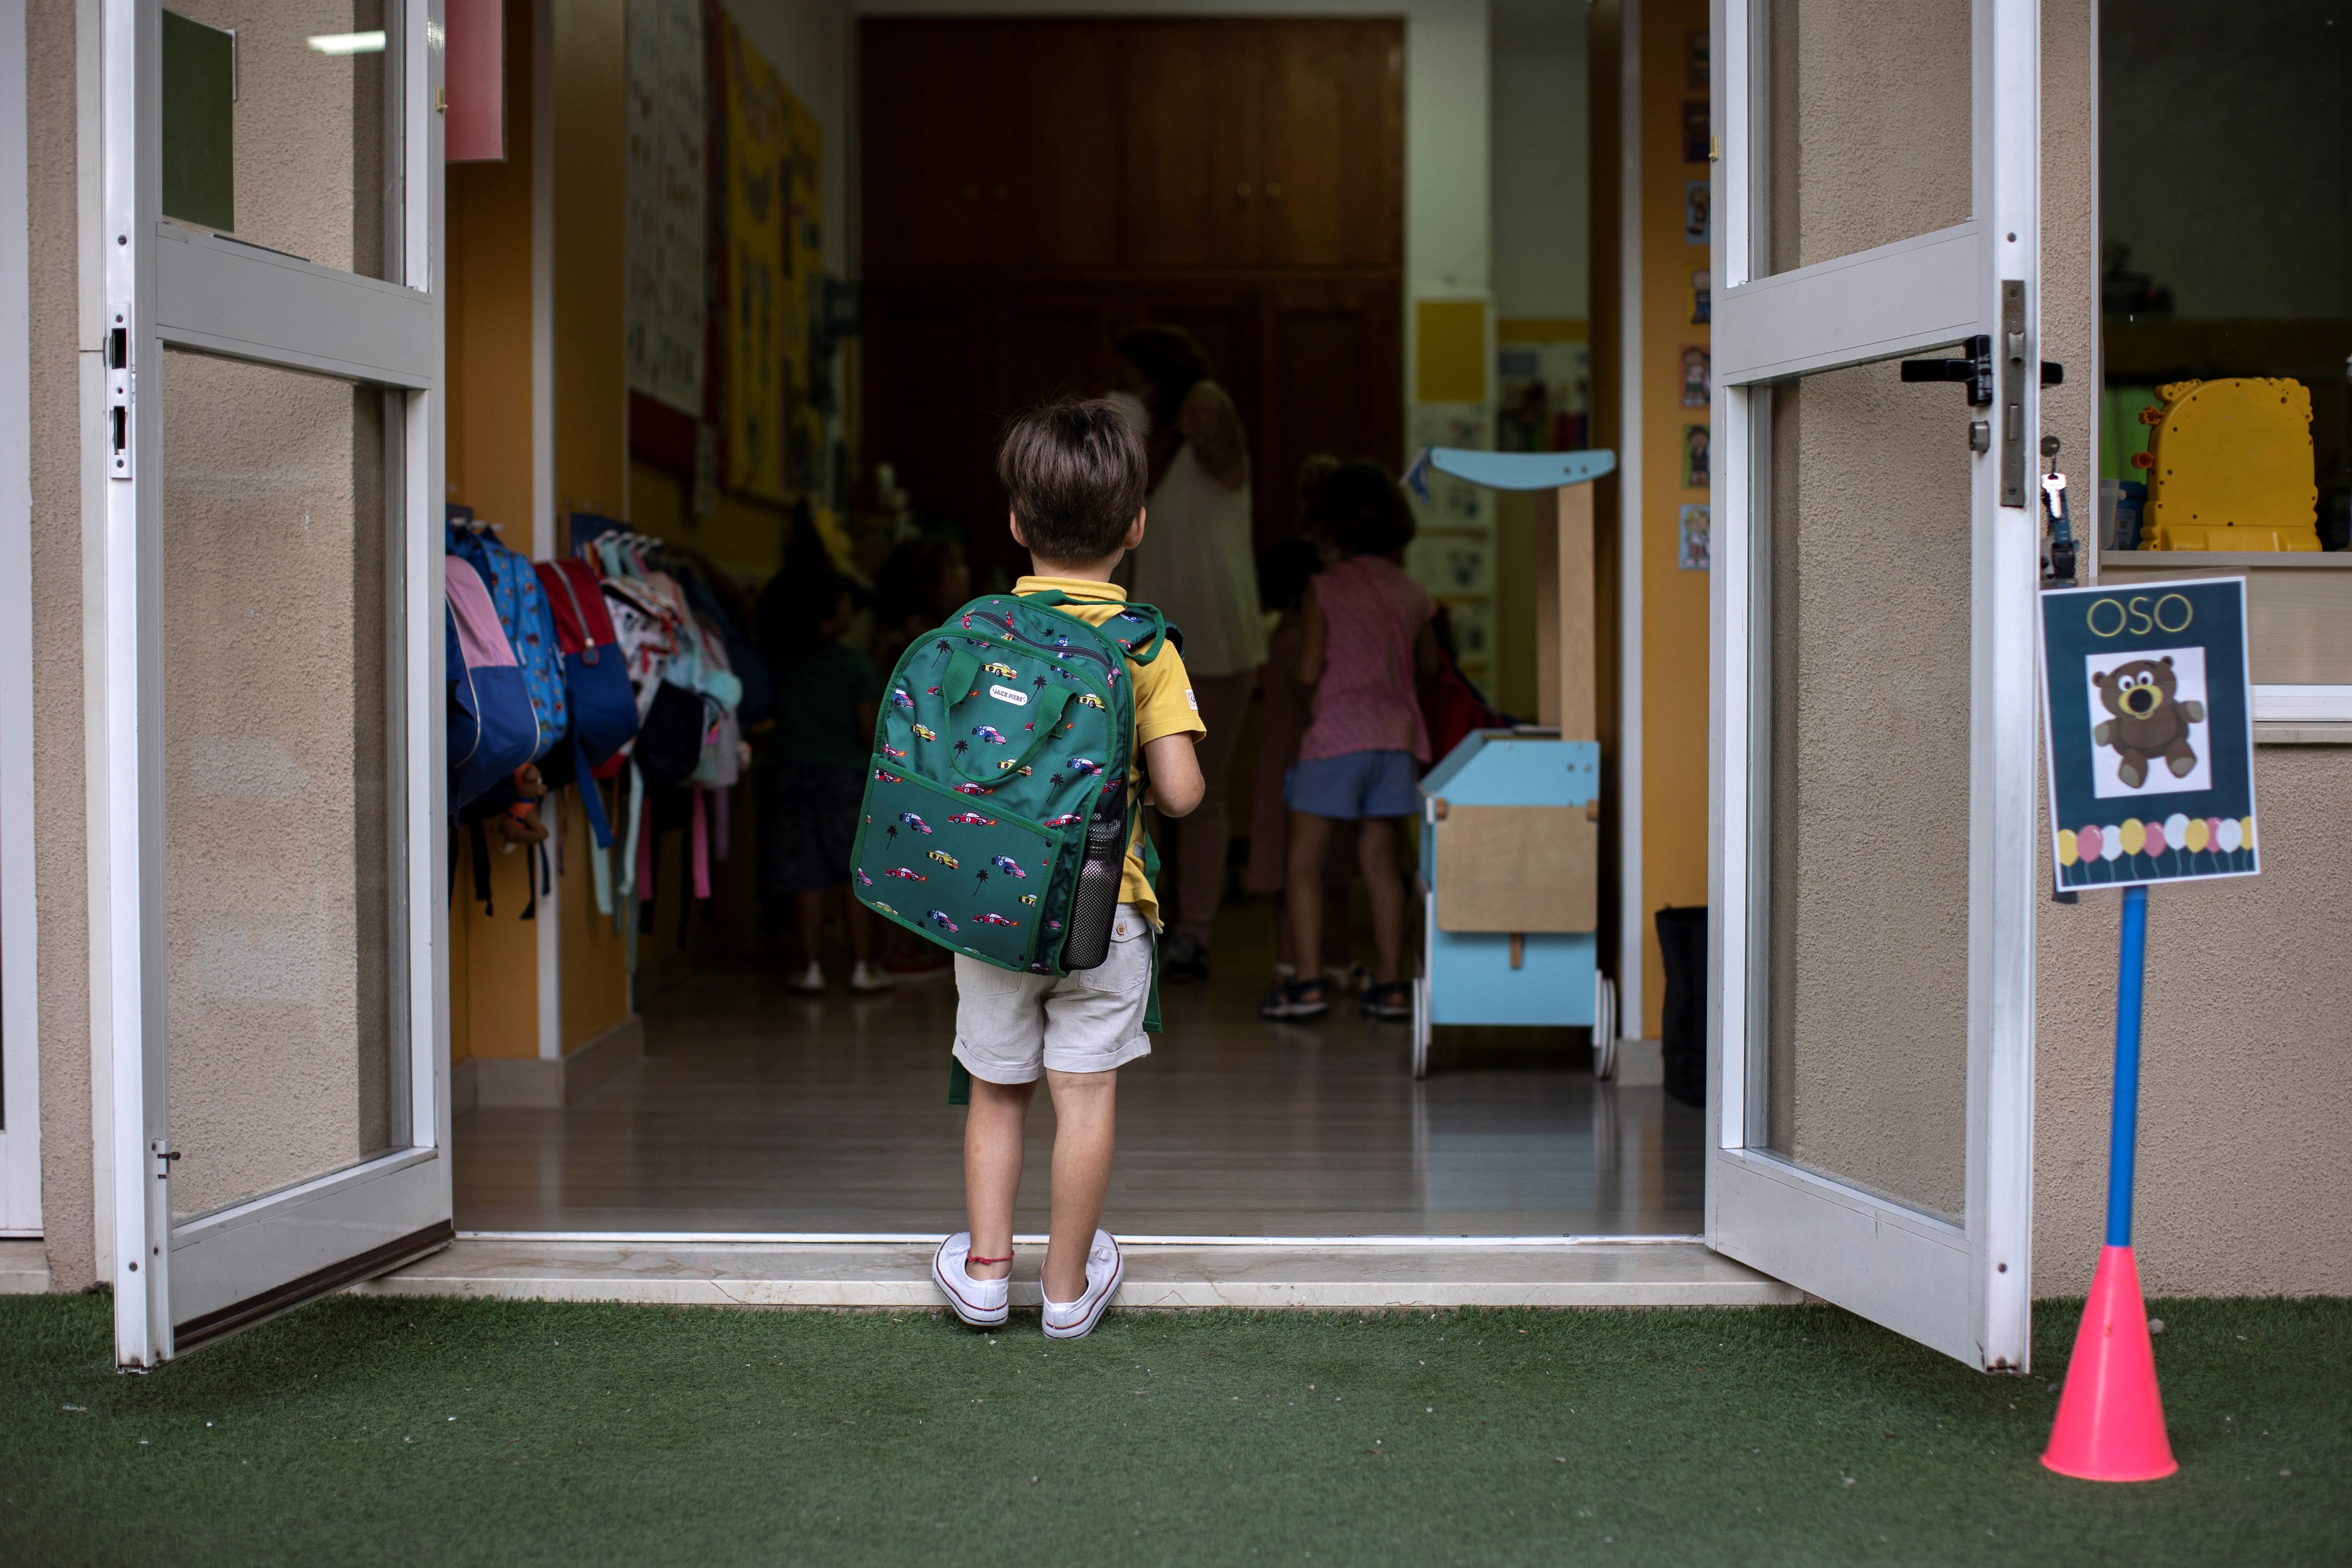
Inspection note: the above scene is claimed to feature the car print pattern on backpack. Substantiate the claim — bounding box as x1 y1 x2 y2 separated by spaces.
850 590 1177 974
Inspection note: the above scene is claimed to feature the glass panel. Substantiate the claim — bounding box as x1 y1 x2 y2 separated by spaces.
163 349 404 1220
2098 2 2352 552
162 1 397 280
1760 356 1970 1218
1762 0 1972 277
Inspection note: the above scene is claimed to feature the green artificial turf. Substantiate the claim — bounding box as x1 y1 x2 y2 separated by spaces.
2 1292 2344 1567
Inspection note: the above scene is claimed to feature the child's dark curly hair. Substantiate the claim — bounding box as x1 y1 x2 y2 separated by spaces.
1298 455 1416 557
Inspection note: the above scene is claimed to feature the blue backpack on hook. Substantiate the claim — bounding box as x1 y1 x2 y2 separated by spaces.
447 518 567 761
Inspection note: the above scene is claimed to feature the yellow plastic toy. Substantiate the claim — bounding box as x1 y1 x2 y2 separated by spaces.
2133 377 2320 551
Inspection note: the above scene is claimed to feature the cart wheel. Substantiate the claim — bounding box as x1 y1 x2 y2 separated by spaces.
1411 975 1431 1079
1593 973 1617 1081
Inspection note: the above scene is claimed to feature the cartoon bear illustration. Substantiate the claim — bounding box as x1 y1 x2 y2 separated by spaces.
2093 656 2204 789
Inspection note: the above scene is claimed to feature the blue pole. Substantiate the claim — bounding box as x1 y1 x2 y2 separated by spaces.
2105 884 2149 1248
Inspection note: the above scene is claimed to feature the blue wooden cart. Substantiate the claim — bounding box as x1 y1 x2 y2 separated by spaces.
1406 448 1617 1078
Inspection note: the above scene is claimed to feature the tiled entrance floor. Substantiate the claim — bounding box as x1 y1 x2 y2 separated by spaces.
455 904 1705 1238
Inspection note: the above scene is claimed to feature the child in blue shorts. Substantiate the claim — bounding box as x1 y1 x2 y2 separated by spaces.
1261 459 1442 1024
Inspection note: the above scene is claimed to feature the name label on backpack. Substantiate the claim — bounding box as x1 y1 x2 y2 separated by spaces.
988 684 1030 707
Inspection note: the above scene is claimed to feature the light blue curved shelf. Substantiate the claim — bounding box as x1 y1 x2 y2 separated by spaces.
1427 448 1616 491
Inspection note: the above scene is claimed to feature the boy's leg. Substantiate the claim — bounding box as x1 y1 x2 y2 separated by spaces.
963 1077 1037 1282
1286 809 1335 991
1357 817 1408 984
1041 1067 1117 1304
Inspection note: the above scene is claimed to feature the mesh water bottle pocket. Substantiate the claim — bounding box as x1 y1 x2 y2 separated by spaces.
1058 782 1126 971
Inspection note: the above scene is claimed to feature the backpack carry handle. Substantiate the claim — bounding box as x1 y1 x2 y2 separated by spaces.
939 650 1080 784
1015 589 1176 664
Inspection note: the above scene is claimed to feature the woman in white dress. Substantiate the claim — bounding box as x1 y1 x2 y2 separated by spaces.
1109 324 1266 982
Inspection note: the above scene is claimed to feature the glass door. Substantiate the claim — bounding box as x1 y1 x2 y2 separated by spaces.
102 0 447 1366
1707 0 2041 1369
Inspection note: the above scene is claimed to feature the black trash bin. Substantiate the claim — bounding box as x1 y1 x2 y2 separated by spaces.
1654 905 1707 1107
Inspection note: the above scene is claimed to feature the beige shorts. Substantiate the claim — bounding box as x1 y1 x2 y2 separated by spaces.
952 905 1155 1083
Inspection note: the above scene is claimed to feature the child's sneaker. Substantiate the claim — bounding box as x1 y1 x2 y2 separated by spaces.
932 1232 1010 1328
788 962 826 994
1040 1229 1123 1339
849 960 894 993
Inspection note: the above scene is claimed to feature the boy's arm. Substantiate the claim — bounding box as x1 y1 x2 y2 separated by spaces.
1142 733 1206 817
1295 581 1327 686
856 699 880 741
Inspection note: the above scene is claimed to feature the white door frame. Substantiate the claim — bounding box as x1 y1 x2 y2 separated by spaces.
0 0 40 1238
1703 0 2041 1370
99 0 450 1367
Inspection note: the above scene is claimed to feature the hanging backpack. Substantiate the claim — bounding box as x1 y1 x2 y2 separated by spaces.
850 590 1177 977
535 557 641 846
447 521 567 760
447 557 537 809
595 573 682 780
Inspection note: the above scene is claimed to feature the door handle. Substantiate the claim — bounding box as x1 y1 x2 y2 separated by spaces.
1899 335 1995 406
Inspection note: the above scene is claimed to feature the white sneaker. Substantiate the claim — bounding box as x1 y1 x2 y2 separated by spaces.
932 1232 1009 1328
1041 1229 1123 1339
787 962 826 994
849 960 895 993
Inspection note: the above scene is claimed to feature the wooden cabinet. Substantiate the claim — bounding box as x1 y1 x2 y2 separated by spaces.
861 21 1120 270
858 18 1404 574
859 21 988 270
1120 22 1260 268
864 17 1402 272
1253 22 1404 267
1120 19 1402 269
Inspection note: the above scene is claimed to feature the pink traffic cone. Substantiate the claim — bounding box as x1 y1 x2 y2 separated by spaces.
2042 1245 2177 1481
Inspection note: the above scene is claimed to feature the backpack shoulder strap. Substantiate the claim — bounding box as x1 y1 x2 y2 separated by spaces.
1015 589 1177 663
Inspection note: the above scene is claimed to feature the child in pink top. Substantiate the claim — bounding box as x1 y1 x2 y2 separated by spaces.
1261 459 1440 1023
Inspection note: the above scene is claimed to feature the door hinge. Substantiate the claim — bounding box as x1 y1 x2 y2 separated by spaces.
106 304 131 480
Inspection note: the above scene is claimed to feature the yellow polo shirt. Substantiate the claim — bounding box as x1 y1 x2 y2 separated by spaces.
1014 575 1205 926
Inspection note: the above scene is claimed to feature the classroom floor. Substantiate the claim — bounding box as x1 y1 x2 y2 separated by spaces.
453 900 1703 1237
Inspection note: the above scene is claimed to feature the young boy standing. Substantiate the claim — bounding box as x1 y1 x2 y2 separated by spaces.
932 400 1206 1338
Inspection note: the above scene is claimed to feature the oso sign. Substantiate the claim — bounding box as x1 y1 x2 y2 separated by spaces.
2039 578 2259 891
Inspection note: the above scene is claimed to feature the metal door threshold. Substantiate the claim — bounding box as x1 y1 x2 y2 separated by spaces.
359 1237 1800 1310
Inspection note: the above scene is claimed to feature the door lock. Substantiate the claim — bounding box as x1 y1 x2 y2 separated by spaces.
1900 324 2065 476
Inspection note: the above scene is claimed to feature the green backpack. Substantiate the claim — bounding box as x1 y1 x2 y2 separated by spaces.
851 589 1178 978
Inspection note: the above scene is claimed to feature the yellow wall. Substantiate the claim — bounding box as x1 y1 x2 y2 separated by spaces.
1636 0 1711 1035
445 0 542 1063
551 0 636 1050
629 459 790 585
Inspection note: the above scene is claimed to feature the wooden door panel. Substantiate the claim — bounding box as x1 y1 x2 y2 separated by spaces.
1121 22 1257 267
1257 22 1404 267
983 24 1121 267
862 284 979 542
861 21 986 268
1257 288 1403 543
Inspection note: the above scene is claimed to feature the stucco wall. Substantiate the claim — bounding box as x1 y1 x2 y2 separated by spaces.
29 0 92 1290
2030 0 2352 1299
2034 745 2352 1297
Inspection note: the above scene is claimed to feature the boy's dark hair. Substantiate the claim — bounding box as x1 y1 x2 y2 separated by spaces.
1256 535 1324 613
1299 455 1417 557
1112 323 1211 422
997 399 1149 564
